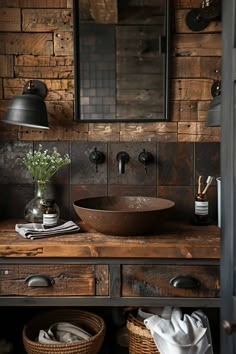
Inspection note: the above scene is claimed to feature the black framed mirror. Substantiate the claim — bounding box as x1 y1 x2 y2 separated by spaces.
73 0 170 122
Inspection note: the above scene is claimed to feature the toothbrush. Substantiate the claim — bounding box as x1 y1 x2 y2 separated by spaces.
198 175 203 194
202 176 214 195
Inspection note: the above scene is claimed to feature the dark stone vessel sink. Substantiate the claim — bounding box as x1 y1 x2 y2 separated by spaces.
73 196 175 236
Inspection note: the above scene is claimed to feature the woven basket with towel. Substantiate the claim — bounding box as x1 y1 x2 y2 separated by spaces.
23 309 105 354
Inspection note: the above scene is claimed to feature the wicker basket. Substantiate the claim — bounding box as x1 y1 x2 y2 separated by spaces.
127 314 160 354
22 309 106 354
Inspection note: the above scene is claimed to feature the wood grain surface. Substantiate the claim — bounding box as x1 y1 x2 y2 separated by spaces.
0 220 220 259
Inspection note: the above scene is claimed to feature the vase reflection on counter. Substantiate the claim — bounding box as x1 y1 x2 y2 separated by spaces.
24 180 47 223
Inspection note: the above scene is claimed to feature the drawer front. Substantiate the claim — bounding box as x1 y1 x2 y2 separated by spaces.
122 265 220 298
0 264 109 296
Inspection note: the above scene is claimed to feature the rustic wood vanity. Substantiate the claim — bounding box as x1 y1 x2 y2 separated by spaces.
0 220 220 308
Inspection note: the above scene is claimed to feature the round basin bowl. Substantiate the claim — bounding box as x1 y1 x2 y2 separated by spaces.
73 196 175 236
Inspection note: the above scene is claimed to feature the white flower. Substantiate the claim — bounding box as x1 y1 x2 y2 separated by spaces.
22 145 71 182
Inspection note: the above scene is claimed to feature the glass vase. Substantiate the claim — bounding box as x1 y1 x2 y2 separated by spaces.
24 180 47 223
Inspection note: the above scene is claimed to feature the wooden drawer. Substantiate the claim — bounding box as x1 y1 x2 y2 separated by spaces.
122 265 220 298
0 264 109 296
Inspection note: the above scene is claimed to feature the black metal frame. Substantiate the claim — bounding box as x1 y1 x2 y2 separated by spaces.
221 0 236 353
72 0 170 123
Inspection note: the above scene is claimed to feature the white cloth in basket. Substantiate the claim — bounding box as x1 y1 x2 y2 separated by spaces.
38 322 92 344
144 307 213 354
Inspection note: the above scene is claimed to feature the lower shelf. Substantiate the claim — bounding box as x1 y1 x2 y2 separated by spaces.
0 306 220 354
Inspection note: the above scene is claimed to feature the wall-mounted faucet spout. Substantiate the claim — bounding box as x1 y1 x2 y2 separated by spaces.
116 151 129 174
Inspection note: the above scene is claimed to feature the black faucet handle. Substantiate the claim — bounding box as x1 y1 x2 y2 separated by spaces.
89 148 105 173
138 149 153 164
138 149 153 174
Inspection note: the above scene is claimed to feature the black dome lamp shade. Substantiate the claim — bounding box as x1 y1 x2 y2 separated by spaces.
2 80 49 129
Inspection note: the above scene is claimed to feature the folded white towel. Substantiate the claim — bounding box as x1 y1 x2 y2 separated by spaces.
38 322 91 344
15 221 80 239
144 307 214 354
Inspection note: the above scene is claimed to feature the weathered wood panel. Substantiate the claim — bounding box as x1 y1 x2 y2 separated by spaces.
178 101 198 121
0 100 8 116
0 33 53 55
196 121 221 136
195 134 220 142
178 122 220 142
0 0 68 7
119 122 178 141
178 121 197 135
4 88 74 101
120 122 177 134
171 79 213 100
179 134 220 142
54 31 73 56
0 220 221 259
0 120 19 140
0 264 98 296
22 9 73 32
88 125 120 141
122 265 220 297
3 78 74 92
14 65 74 79
173 34 222 57
172 57 200 78
178 121 219 135
175 9 222 33
200 57 221 78
0 8 21 31
46 101 74 125
198 101 211 121
15 55 73 66
95 264 109 296
0 79 2 99
169 101 180 121
3 78 74 98
19 124 88 141
0 55 13 77
120 131 178 142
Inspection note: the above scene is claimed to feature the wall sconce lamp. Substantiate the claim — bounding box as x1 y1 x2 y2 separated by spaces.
205 80 221 127
186 0 221 32
2 80 49 129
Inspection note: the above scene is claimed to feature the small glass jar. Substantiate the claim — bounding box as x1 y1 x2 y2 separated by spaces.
43 199 60 227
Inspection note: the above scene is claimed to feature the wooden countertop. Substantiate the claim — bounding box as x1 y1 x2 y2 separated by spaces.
0 220 220 259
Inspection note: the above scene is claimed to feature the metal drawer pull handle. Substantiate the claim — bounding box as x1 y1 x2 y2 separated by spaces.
25 274 54 287
169 275 200 289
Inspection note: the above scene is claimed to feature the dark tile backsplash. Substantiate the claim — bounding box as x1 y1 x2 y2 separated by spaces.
158 143 194 186
71 142 108 184
108 142 157 185
0 141 220 223
195 142 220 186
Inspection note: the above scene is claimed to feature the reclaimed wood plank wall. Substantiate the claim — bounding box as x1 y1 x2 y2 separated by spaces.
0 0 221 142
